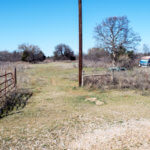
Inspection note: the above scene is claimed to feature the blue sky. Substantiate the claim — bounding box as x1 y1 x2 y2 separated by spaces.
0 0 150 56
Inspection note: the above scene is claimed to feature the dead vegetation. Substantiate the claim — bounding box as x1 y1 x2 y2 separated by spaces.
0 62 32 117
84 68 150 91
0 62 31 88
83 59 111 68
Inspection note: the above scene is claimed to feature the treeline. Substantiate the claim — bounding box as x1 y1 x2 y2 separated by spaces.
0 43 76 63
0 43 149 66
0 51 22 62
0 44 46 63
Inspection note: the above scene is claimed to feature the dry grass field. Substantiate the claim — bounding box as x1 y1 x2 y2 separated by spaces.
0 62 150 150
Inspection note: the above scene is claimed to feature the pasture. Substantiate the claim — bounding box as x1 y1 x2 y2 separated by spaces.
0 62 150 150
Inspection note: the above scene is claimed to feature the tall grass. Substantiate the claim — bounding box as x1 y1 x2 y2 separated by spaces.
84 67 150 91
0 61 31 88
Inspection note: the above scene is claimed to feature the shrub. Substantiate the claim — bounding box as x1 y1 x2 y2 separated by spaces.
117 55 136 69
83 74 112 89
83 68 150 91
84 48 111 62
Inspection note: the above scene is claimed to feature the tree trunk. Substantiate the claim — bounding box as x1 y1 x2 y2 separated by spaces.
112 52 116 67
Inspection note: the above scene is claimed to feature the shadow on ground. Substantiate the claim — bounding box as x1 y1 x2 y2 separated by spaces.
0 89 32 118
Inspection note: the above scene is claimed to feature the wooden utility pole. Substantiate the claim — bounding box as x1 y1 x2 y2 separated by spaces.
14 67 17 86
78 0 83 87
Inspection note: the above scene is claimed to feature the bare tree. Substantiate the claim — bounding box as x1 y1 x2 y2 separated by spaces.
0 50 22 62
143 44 150 55
94 16 141 65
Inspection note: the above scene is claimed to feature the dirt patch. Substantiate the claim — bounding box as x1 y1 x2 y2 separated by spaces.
85 98 105 106
69 119 150 150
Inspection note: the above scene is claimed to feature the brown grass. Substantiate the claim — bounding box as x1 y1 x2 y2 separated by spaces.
0 61 31 88
0 62 150 149
83 59 112 68
84 67 150 91
0 62 32 117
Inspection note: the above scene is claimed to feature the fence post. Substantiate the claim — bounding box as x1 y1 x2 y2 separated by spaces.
5 71 7 97
14 67 17 87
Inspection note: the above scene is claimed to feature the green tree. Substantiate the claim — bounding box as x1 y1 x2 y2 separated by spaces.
53 44 76 61
18 44 46 63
